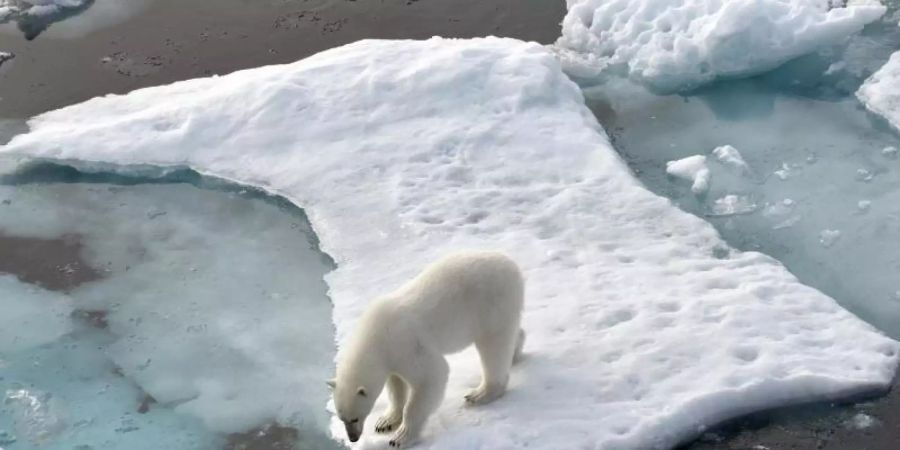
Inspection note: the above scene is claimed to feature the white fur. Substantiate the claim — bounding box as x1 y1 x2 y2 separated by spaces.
331 250 525 448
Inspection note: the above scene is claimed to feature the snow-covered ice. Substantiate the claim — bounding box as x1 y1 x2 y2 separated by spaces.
667 155 711 194
557 0 886 91
3 37 897 449
858 50 900 132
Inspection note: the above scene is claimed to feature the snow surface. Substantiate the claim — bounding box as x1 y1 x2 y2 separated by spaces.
858 50 900 132
3 38 899 450
557 0 887 91
666 155 711 194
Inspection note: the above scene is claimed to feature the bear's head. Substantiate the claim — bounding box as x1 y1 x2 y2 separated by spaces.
327 374 383 443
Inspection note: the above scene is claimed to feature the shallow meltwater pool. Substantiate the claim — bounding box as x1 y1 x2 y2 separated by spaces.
0 161 341 450
584 13 900 340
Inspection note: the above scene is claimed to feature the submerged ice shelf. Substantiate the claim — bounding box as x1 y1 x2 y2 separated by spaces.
0 163 341 450
585 23 900 342
2 37 897 450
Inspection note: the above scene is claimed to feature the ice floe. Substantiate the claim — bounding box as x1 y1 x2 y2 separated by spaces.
2 37 898 449
558 0 886 91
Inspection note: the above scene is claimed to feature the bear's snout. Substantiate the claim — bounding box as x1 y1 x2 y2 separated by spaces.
344 421 362 442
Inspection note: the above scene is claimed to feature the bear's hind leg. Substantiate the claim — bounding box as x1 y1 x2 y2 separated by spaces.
376 374 407 433
466 327 518 405
513 328 526 364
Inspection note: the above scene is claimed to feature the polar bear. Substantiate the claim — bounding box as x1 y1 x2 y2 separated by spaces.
328 250 525 448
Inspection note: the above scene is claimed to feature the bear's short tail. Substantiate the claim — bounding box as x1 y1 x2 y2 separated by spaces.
512 329 526 364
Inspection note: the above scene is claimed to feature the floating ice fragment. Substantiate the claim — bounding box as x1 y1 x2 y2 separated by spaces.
763 199 796 218
845 412 878 430
666 155 710 194
712 145 749 173
884 146 898 159
819 229 842 248
824 61 847 76
774 163 794 180
858 200 872 212
856 168 874 182
709 195 758 217
4 389 66 445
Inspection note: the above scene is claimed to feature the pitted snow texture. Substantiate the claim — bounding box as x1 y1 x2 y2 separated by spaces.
558 0 886 91
3 38 898 449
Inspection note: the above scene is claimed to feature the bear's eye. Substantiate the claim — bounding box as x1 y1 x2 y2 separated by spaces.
350 418 359 424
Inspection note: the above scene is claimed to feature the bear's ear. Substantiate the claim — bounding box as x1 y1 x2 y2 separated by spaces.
357 387 367 398
326 379 336 390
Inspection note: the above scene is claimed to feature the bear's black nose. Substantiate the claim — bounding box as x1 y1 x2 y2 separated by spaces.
345 423 361 442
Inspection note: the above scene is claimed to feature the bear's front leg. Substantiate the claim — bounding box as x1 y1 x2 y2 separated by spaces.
389 353 449 448
375 374 407 433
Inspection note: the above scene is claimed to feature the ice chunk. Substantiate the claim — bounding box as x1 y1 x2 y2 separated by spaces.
819 229 842 247
845 412 878 430
557 0 886 92
667 155 711 194
709 194 759 217
4 389 66 445
713 145 750 173
857 199 872 212
858 51 900 132
3 37 898 450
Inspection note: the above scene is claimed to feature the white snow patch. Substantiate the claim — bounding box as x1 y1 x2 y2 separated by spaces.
667 154 711 194
3 38 898 450
557 0 886 91
858 51 900 132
